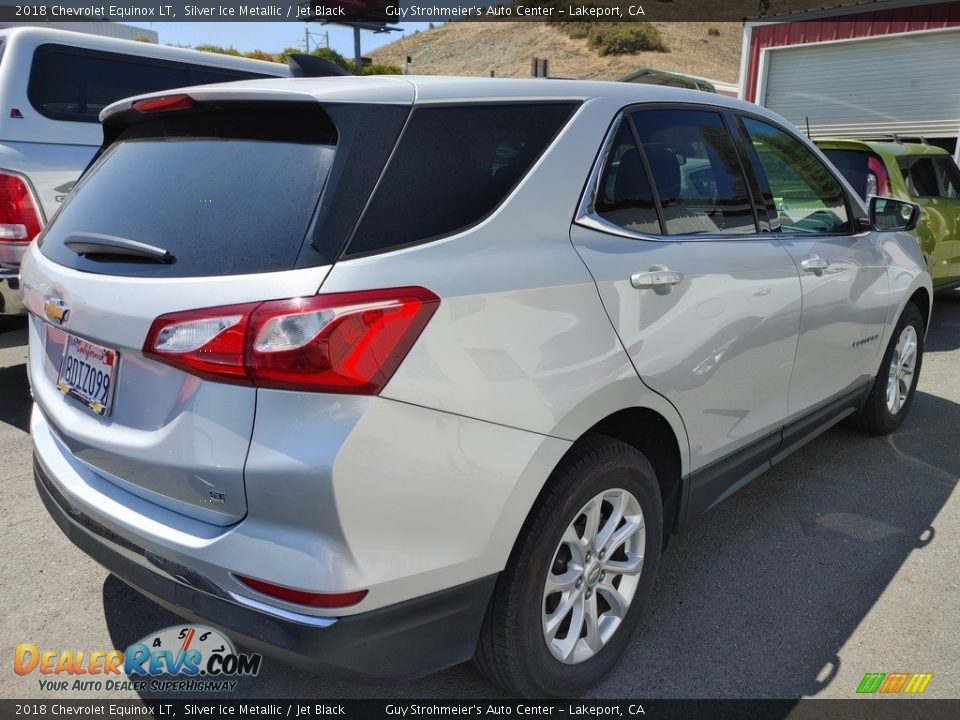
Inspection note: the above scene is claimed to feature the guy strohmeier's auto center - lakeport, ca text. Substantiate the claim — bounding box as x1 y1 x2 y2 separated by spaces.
385 5 648 18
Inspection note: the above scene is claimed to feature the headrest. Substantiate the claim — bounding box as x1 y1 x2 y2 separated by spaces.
643 143 681 204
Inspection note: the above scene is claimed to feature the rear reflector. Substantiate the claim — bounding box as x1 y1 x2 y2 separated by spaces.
235 575 368 608
0 172 42 244
143 287 440 394
132 94 194 114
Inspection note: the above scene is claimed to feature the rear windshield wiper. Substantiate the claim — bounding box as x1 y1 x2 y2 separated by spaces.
64 233 176 264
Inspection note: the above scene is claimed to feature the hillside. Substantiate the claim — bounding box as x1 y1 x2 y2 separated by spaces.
370 21 742 84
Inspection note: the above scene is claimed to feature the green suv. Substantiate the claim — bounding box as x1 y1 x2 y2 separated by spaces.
816 138 960 289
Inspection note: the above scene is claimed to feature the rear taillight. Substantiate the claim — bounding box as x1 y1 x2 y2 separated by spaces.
235 575 367 608
0 172 42 243
143 287 440 395
866 155 890 198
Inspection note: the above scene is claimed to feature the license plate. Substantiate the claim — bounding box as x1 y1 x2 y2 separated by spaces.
56 335 117 416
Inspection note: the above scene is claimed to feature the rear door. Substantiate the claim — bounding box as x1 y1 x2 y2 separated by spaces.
22 100 405 525
899 155 960 286
737 115 889 415
934 156 960 281
571 106 802 514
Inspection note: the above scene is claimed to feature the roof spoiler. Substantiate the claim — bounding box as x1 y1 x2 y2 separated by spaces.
286 53 349 78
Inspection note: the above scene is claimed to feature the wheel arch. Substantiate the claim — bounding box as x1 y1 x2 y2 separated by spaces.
908 286 931 335
584 408 684 538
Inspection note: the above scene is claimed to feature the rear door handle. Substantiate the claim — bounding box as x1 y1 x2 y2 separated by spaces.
631 268 683 290
800 255 830 273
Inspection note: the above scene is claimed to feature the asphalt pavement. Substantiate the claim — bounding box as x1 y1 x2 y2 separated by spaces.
2 292 958 700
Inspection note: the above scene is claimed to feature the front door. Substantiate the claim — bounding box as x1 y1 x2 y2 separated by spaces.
736 116 890 416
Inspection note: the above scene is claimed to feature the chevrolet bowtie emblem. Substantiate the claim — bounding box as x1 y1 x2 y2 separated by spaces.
44 297 70 326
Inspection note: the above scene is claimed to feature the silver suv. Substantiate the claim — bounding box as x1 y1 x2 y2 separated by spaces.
23 78 931 697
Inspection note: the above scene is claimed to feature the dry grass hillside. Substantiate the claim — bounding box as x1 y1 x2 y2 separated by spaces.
370 21 742 84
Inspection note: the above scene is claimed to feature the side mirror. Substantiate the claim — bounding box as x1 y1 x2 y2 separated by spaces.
869 196 920 232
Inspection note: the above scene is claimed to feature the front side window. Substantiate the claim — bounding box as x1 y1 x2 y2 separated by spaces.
741 117 851 234
631 109 756 235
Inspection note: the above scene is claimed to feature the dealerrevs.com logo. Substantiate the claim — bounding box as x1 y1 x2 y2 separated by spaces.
856 672 933 695
14 625 262 693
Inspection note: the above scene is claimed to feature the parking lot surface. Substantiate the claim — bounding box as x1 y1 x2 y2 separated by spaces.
2 293 959 700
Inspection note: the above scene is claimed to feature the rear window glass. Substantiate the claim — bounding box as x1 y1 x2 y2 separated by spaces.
822 149 870 199
28 44 270 123
345 102 578 257
40 124 334 278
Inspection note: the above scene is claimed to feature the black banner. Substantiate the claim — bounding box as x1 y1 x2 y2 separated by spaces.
0 0 954 23
3 700 960 720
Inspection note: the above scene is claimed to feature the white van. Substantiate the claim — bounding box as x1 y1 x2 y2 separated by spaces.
0 27 289 323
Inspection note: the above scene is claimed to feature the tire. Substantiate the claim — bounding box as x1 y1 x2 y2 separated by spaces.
474 434 663 698
850 302 925 436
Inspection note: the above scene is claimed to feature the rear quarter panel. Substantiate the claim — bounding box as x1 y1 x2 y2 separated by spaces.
320 97 689 467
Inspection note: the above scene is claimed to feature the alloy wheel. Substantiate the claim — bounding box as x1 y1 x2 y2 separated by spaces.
886 325 918 415
541 488 645 664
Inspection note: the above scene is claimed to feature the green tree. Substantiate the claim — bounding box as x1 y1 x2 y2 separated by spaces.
363 63 402 75
310 47 353 71
244 49 275 62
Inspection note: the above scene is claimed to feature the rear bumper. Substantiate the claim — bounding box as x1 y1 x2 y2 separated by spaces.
35 455 496 679
0 266 23 315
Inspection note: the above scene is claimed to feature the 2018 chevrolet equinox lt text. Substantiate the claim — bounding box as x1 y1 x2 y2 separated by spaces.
23 77 931 697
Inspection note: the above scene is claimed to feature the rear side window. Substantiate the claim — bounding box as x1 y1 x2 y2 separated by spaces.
39 109 336 278
936 157 960 199
630 109 757 235
345 103 578 257
899 157 940 197
594 118 661 234
741 118 851 234
28 44 269 123
899 156 960 199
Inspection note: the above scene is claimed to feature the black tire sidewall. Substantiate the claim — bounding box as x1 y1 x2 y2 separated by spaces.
506 442 663 696
868 304 925 434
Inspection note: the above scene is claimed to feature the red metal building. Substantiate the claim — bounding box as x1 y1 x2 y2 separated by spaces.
740 0 960 155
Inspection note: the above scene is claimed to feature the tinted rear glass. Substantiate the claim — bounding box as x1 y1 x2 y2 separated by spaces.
630 109 756 235
40 124 334 278
822 149 869 199
345 102 578 257
28 44 271 123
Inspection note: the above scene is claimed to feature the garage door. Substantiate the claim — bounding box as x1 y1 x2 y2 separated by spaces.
761 30 960 139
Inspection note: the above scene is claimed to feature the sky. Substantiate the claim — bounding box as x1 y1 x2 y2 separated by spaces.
125 22 433 57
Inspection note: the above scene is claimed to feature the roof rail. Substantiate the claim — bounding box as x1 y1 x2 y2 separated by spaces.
858 133 929 145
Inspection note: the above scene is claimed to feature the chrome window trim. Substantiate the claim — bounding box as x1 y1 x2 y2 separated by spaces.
573 109 767 244
574 104 862 244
